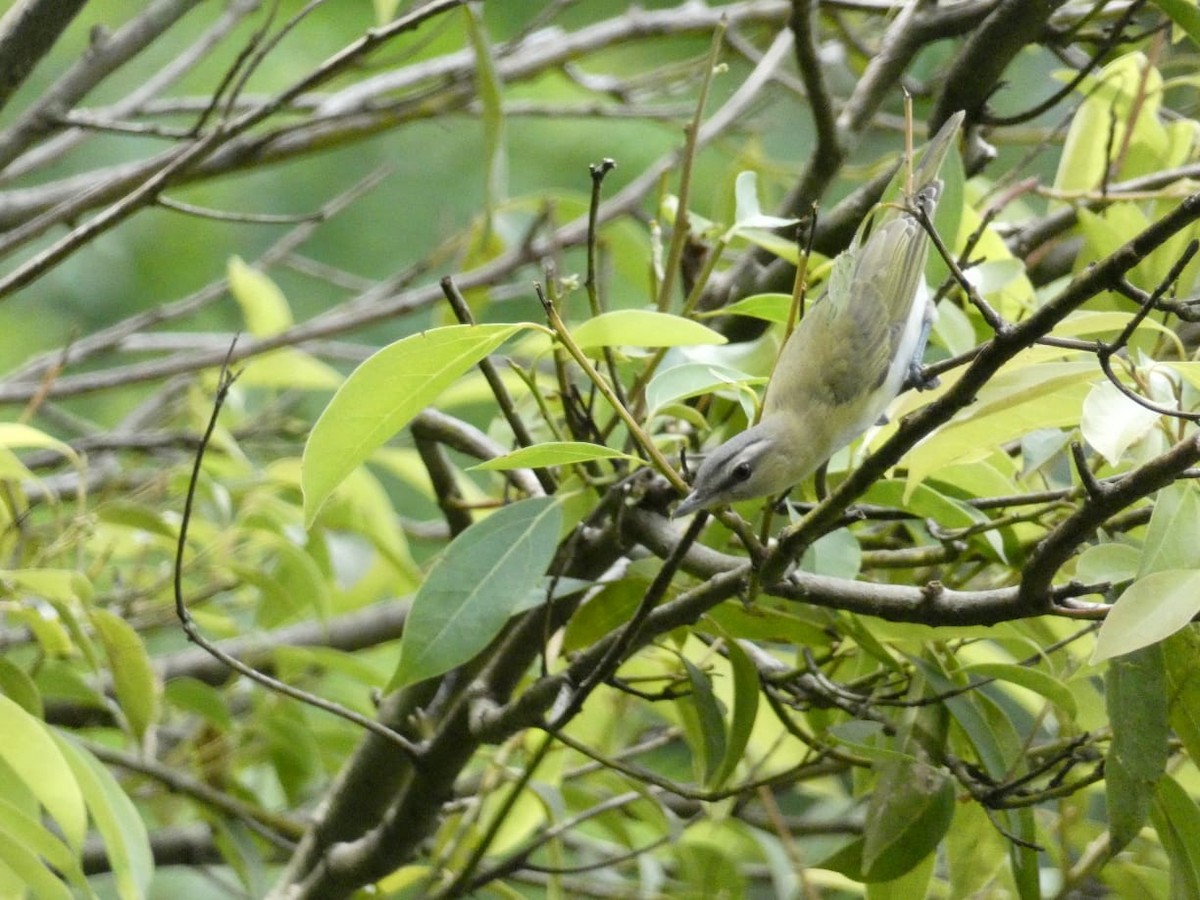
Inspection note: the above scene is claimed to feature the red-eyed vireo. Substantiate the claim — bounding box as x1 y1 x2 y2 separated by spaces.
673 111 964 517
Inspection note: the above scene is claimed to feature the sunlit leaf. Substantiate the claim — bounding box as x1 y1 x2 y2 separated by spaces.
0 694 86 850
302 324 534 525
645 362 763 415
228 256 292 335
1081 381 1162 466
472 441 643 471
92 609 160 743
731 171 799 231
1093 570 1200 661
53 734 153 900
570 310 727 349
707 292 792 325
0 814 73 900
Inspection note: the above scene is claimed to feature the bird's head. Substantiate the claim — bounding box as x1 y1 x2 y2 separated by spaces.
672 418 808 517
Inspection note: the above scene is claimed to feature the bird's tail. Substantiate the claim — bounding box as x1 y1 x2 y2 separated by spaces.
909 110 966 200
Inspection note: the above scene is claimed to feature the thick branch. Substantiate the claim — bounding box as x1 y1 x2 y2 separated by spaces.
1019 433 1200 607
0 0 89 114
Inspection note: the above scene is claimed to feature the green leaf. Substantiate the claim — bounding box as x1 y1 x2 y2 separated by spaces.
1106 644 1169 853
731 171 799 231
163 677 233 732
644 362 763 415
862 756 955 881
389 497 563 689
562 575 645 653
302 323 532 525
0 796 87 893
902 360 1096 492
0 423 81 469
799 527 862 580
1093 570 1200 662
0 694 87 850
709 638 760 790
1150 0 1200 46
570 310 727 349
236 348 342 391
53 734 153 900
464 2 506 225
1164 628 1200 768
1076 542 1141 584
946 802 1007 898
679 658 727 786
957 663 1078 717
1081 381 1161 466
1139 482 1200 577
0 815 73 900
228 256 293 335
674 837 744 898
1009 806 1041 900
0 657 41 718
704 601 830 648
707 292 792 324
1151 775 1200 899
92 608 160 742
867 849 936 900
472 441 643 471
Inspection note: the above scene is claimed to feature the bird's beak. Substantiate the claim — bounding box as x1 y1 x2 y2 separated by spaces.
671 490 705 519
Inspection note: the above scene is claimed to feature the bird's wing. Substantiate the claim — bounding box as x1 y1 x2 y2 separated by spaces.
796 213 927 406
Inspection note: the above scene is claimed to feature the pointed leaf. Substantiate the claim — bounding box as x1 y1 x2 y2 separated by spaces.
389 497 562 689
958 663 1077 717
1150 0 1200 46
706 292 792 325
710 638 759 789
92 609 160 742
862 756 955 881
1139 482 1200 577
228 256 293 335
0 694 86 850
680 657 726 786
1106 644 1168 853
570 310 726 349
732 171 799 230
472 441 643 471
1151 775 1200 899
302 324 532 525
53 734 153 900
1093 569 1200 662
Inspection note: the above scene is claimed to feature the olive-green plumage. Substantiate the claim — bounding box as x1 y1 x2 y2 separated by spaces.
674 112 964 517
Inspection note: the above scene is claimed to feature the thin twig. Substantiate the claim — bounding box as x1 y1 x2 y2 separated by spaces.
173 339 422 759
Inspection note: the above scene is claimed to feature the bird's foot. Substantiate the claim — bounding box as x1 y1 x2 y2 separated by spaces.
906 362 941 392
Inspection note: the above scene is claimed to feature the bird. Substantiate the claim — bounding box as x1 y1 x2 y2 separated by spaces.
673 111 965 518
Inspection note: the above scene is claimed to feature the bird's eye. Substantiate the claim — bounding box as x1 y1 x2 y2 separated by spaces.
732 462 752 482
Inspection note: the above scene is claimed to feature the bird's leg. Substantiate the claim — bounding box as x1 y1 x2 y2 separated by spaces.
904 298 941 392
